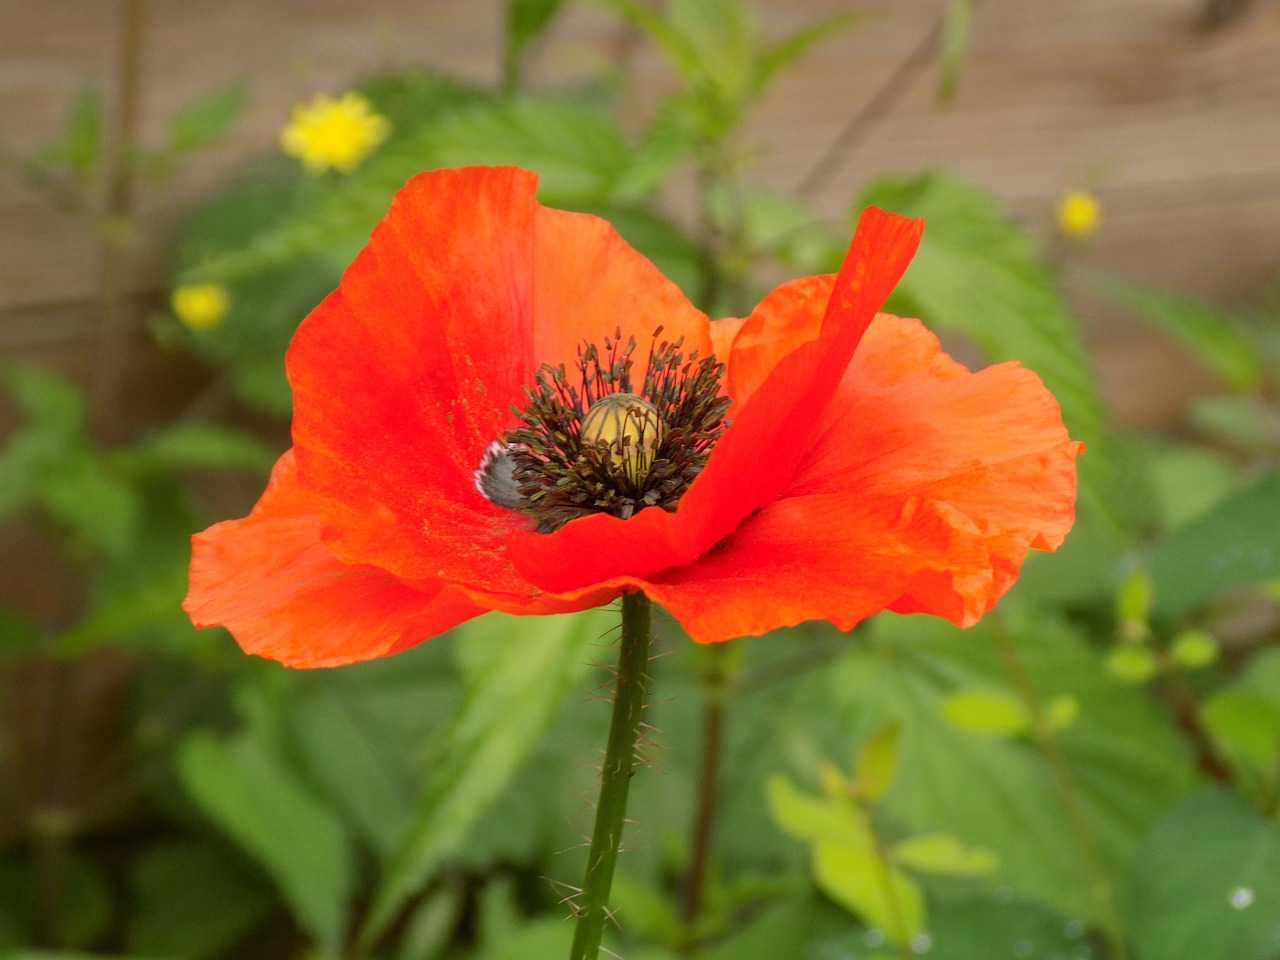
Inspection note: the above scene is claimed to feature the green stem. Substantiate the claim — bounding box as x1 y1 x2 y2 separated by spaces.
990 616 1129 960
569 591 653 960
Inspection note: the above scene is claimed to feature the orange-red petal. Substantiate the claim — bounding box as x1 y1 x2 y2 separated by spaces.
630 314 1079 639
287 166 709 603
508 206 923 594
184 452 485 667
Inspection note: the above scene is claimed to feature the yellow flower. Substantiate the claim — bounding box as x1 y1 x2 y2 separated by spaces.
172 283 231 331
1054 189 1101 239
280 92 391 174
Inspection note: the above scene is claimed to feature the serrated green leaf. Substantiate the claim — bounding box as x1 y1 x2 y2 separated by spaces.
860 174 1106 487
940 688 1029 737
361 610 607 943
167 81 248 155
1094 275 1262 391
853 721 902 802
1129 788 1280 960
412 98 633 202
177 730 353 954
1150 470 1280 615
892 832 997 877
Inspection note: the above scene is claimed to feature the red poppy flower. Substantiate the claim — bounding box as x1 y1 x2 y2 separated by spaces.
185 166 1082 668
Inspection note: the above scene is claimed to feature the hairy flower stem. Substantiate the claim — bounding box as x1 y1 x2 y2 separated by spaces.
991 616 1130 960
569 591 653 960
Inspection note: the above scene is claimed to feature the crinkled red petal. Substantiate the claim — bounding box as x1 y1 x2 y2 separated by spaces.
184 451 485 667
288 166 708 602
509 206 923 594
635 314 1082 639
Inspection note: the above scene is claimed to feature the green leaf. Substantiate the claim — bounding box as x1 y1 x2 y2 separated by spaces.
127 839 274 960
1150 470 1280 615
128 422 276 474
704 894 817 960
1202 689 1280 772
844 609 1195 922
937 0 974 104
506 0 564 69
813 840 925 947
1129 788 1280 960
861 174 1106 487
923 896 1088 960
754 13 861 101
167 81 248 155
177 730 354 954
361 609 607 943
1169 629 1219 670
853 722 902 801
1190 394 1276 454
411 98 634 203
940 688 1029 737
472 916 573 960
765 775 872 849
1105 644 1160 685
1116 568 1155 625
288 689 415 860
892 832 998 877
1094 276 1263 391
29 86 103 181
1201 649 1280 775
1146 444 1238 532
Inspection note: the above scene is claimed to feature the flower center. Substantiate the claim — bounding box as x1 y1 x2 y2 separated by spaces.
474 327 730 532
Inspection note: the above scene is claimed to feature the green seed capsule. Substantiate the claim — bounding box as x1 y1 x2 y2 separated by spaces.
580 393 664 481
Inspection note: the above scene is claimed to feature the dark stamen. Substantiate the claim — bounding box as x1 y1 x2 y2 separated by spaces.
477 328 729 532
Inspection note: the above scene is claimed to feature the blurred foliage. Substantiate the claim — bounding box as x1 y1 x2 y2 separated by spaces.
4 0 1280 958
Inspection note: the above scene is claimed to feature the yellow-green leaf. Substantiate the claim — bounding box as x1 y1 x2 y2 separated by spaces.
853 721 902 802
892 832 998 877
813 841 925 947
940 689 1029 737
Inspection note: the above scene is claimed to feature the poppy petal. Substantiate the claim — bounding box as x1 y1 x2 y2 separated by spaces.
289 167 715 605
509 207 922 594
638 492 988 642
789 313 1083 623
289 166 539 592
185 452 484 667
532 206 712 380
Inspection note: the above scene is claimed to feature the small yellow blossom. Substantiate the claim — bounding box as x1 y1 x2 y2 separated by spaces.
172 283 231 331
280 92 391 174
1054 189 1101 239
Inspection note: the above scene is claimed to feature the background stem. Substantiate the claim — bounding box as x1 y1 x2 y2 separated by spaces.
569 592 653 960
